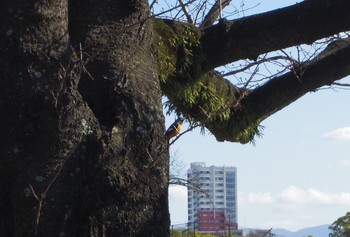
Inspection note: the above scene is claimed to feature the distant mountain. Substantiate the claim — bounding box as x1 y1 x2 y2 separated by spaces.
272 224 331 237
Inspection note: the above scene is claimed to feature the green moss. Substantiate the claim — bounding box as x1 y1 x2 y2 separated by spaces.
234 120 264 144
162 78 232 126
153 19 203 84
152 19 178 82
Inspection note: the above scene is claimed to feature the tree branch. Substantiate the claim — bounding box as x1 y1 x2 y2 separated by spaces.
332 82 350 87
206 44 350 142
200 0 232 29
178 0 193 24
200 0 350 69
243 45 350 125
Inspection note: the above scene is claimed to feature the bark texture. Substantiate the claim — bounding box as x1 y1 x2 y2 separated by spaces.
1 0 169 236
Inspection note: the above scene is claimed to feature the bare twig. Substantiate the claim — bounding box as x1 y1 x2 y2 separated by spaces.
332 82 350 87
170 173 213 202
169 124 201 147
200 0 232 28
29 184 39 201
149 0 158 10
150 0 197 20
30 153 72 235
79 43 95 80
193 1 208 25
222 55 294 77
178 0 193 23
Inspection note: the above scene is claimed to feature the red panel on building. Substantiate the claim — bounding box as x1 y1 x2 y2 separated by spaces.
198 210 237 233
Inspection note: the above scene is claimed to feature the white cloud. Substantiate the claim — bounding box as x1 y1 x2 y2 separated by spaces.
238 191 275 205
339 159 350 167
327 159 350 169
279 186 306 204
169 185 188 224
323 127 350 141
247 192 274 204
279 186 350 206
169 185 187 201
240 186 350 207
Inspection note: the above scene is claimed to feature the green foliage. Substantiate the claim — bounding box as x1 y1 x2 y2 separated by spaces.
153 19 202 83
329 212 350 237
178 80 231 121
170 228 182 237
158 46 176 82
200 234 217 237
170 228 239 237
234 119 264 145
153 20 178 82
186 229 201 237
173 25 202 80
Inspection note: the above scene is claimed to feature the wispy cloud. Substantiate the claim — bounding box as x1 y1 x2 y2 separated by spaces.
171 185 350 210
339 159 350 168
327 159 350 169
323 127 350 141
279 186 350 206
245 192 274 204
240 186 350 207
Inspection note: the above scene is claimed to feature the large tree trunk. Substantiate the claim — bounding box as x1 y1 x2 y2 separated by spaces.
0 0 169 236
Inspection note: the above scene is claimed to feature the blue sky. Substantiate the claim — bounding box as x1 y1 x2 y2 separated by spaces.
154 0 350 231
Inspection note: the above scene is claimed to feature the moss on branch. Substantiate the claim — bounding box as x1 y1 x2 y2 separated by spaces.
153 19 204 83
153 19 263 143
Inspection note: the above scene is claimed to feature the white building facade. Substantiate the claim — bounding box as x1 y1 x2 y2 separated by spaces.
187 162 237 232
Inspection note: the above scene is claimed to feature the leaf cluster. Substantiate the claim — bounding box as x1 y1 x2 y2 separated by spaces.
329 212 350 237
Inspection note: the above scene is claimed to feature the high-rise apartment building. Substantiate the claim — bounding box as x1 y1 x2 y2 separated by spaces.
187 162 237 234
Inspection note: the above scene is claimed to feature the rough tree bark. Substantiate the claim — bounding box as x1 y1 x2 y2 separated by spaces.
1 0 350 236
1 0 169 236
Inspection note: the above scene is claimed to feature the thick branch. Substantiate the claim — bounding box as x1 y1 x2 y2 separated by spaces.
208 45 350 142
200 0 350 69
245 45 350 123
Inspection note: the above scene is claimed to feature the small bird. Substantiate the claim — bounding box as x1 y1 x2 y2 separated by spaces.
165 117 184 140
